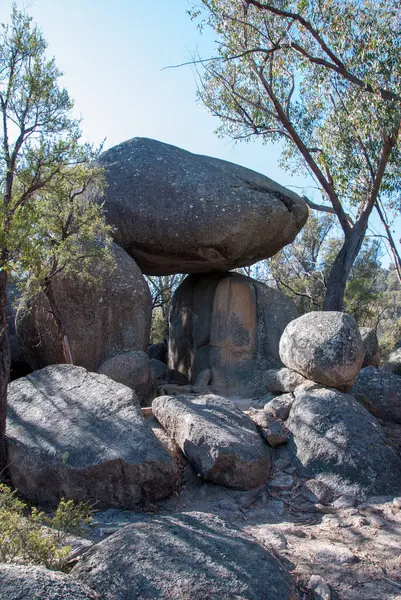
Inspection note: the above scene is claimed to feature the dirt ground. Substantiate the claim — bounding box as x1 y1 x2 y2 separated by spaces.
67 412 401 600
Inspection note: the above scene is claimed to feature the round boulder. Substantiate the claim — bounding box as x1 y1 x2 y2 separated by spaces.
147 342 167 363
97 350 155 406
16 244 152 372
169 272 299 396
96 137 308 275
279 312 364 390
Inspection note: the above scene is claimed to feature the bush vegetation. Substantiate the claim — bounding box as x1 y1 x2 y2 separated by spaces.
0 483 92 571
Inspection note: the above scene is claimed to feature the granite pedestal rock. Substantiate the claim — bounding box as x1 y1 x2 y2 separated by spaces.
169 272 299 396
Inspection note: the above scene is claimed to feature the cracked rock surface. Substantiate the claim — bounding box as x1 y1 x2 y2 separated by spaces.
6 365 178 508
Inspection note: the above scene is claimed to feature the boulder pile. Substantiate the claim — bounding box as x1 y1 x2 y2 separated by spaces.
260 311 401 499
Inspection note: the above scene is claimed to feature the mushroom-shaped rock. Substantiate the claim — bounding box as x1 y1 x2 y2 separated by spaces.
152 394 271 489
6 365 178 508
96 137 308 275
0 564 99 600
71 512 298 600
169 272 299 396
16 243 151 372
287 386 401 498
279 312 364 390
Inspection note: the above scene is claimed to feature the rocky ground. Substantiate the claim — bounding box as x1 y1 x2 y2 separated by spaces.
63 412 401 600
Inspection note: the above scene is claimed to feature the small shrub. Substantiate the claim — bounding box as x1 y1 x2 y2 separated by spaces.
0 484 92 570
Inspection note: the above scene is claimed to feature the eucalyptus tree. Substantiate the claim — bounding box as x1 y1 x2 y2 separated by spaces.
0 7 104 469
267 212 383 322
189 0 401 310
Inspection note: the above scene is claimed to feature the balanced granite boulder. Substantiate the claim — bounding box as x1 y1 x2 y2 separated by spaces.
97 350 155 405
96 137 308 275
152 394 271 489
287 386 401 498
169 272 299 396
6 365 178 508
352 366 401 423
0 564 98 600
16 243 151 372
280 312 364 390
360 327 380 367
72 512 298 600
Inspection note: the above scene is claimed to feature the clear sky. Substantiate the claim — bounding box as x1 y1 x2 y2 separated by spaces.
1 0 399 266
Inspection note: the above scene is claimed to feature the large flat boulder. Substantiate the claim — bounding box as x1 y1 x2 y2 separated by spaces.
287 386 401 498
96 137 308 275
169 272 299 396
72 512 298 600
352 366 401 423
16 243 151 372
0 564 98 600
280 312 364 390
6 365 178 508
152 394 271 489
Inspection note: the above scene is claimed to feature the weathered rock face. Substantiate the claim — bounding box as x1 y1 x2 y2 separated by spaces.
264 367 309 393
152 394 271 489
151 358 168 381
280 312 364 390
360 327 380 367
16 244 152 372
96 137 308 275
287 386 401 498
352 366 401 423
169 272 299 396
7 365 178 508
72 512 297 600
264 393 295 421
148 342 167 363
383 346 401 376
97 350 155 406
0 564 98 600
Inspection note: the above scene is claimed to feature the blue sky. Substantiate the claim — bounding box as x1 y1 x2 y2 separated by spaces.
1 0 399 266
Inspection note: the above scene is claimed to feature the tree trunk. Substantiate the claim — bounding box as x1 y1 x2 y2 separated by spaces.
0 269 10 473
323 224 365 311
43 281 74 364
